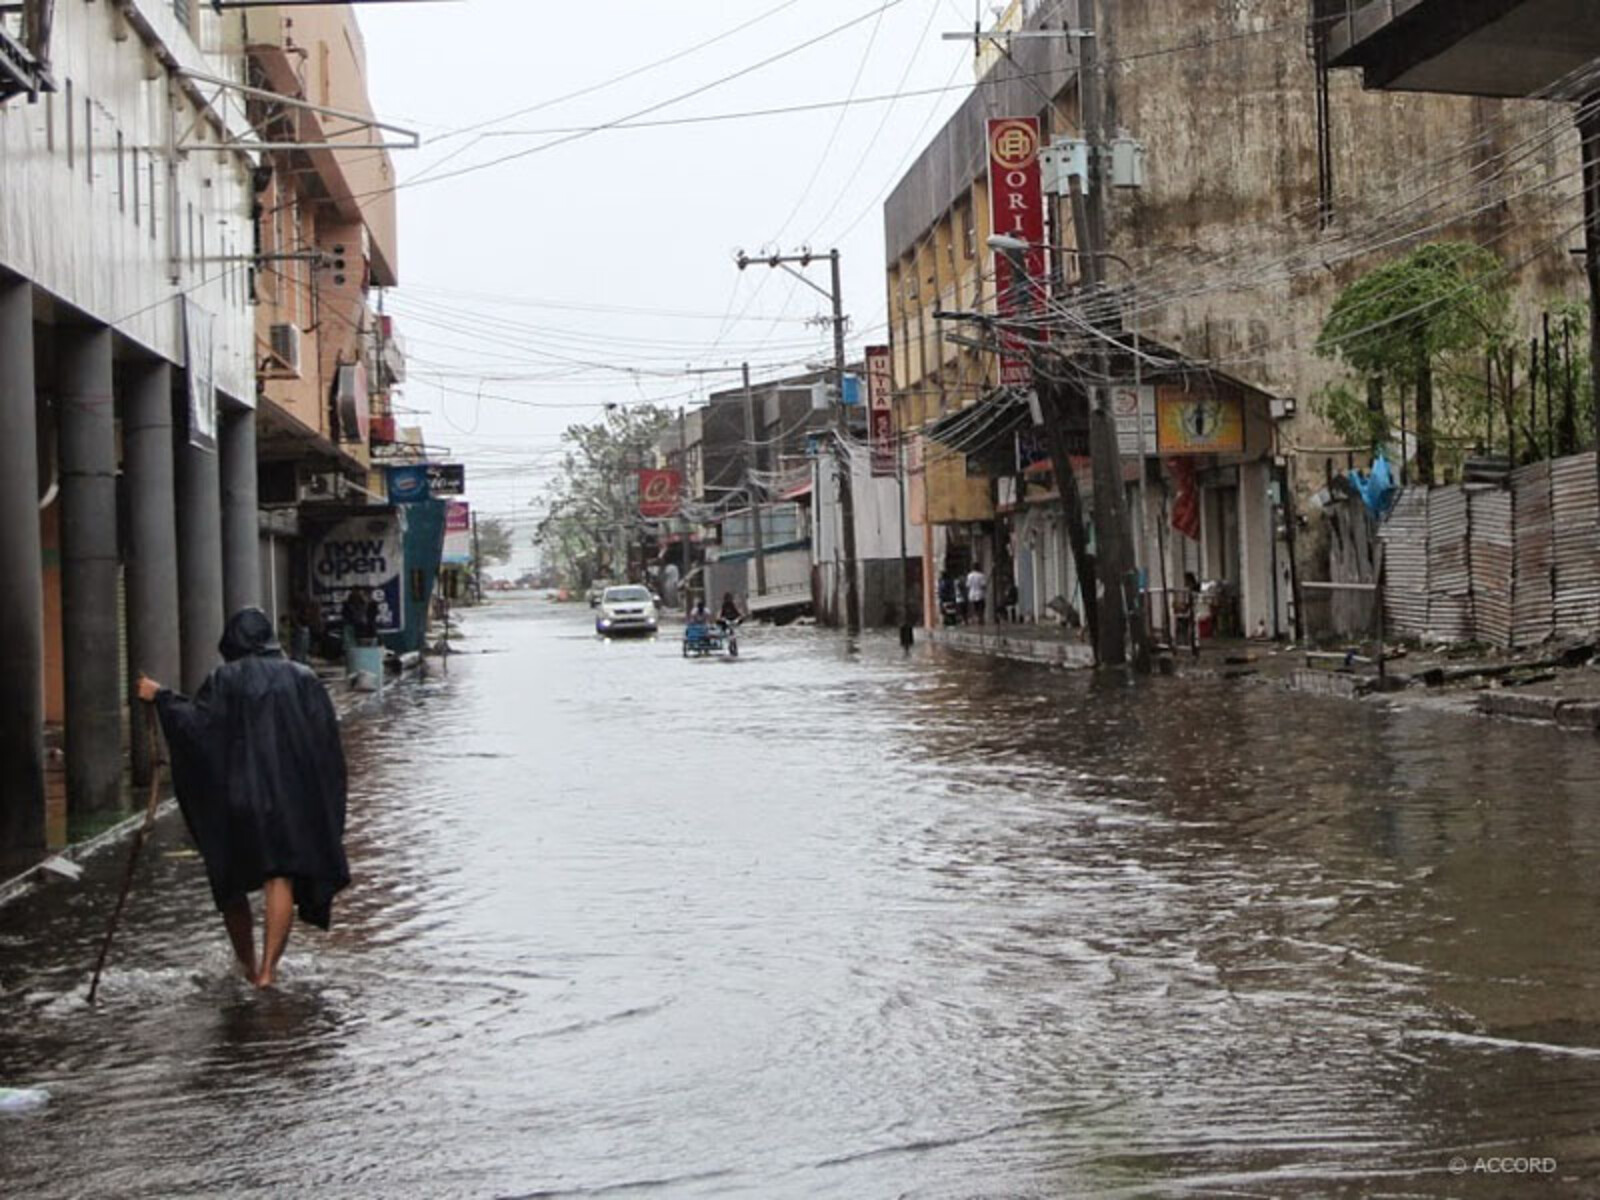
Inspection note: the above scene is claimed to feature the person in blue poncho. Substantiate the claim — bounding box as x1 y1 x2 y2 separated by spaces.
138 607 350 989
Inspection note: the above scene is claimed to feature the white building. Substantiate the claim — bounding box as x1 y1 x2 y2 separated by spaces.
1 1 258 859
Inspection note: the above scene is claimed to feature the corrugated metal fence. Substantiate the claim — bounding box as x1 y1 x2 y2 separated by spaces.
1379 451 1598 648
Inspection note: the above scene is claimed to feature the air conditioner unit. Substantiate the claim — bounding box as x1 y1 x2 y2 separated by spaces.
298 471 342 503
269 323 302 376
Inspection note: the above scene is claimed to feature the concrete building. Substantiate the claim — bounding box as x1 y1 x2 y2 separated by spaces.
883 0 1583 644
0 1 406 868
1 0 258 862
240 4 406 630
686 365 921 624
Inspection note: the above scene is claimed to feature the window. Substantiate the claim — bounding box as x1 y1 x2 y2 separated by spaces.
148 159 158 242
173 0 192 32
131 147 140 225
116 131 125 211
84 96 92 184
187 201 194 271
960 203 976 260
65 80 73 170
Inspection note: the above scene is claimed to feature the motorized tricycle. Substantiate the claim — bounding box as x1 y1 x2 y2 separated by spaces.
683 616 739 658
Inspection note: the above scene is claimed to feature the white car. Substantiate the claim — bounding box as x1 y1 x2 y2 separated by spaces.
595 585 659 637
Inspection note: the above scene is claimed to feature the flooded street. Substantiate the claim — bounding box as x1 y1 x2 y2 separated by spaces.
5 597 1600 1197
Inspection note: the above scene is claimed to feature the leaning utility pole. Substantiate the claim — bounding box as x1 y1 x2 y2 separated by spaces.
735 248 860 631
1068 5 1150 671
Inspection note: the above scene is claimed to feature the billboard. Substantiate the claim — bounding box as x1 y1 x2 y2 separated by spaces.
865 344 896 477
986 116 1045 389
1157 386 1244 456
638 469 682 518
386 463 430 503
442 500 472 565
310 514 404 633
426 463 466 496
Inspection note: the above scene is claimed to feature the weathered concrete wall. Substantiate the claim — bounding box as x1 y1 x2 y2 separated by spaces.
1102 0 1581 467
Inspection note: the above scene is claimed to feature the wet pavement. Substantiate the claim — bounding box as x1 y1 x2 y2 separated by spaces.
4 596 1600 1197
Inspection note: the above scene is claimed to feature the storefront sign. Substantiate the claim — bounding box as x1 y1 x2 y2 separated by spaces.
426 463 466 496
1110 385 1157 457
986 116 1045 389
182 299 217 451
310 514 404 633
336 363 370 444
386 464 430 503
865 344 896 477
443 501 472 565
1157 386 1244 455
638 469 682 518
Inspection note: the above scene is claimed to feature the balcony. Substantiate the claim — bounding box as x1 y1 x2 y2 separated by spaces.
1325 0 1600 99
241 5 400 284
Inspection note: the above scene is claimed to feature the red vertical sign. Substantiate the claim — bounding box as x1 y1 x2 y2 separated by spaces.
986 117 1045 388
637 469 682 518
866 345 895 477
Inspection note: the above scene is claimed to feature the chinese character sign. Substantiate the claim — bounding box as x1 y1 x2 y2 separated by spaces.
865 345 896 478
986 117 1045 388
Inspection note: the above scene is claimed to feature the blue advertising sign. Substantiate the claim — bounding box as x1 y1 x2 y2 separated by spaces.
386 464 431 503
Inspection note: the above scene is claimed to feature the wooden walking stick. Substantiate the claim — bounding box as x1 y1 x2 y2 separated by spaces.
87 705 165 1004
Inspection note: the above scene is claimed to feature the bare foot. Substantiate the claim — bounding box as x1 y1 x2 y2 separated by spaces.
253 968 274 989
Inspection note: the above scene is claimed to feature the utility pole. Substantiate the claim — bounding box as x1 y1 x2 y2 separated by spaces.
1581 99 1600 502
736 247 860 632
471 512 483 604
742 361 768 597
1067 6 1150 672
678 405 691 611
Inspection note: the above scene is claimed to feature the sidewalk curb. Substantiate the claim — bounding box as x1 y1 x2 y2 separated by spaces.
0 661 417 911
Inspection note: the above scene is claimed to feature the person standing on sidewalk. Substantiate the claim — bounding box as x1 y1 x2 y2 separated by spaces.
137 607 350 989
964 564 988 625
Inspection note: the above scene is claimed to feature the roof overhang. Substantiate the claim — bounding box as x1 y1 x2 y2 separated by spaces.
1326 0 1600 99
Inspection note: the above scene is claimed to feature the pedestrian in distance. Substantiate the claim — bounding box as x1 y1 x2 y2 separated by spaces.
290 591 323 664
965 564 988 625
340 586 378 652
719 591 743 623
137 607 350 989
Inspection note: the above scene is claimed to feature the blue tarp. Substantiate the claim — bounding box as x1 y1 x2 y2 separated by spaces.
1348 453 1398 519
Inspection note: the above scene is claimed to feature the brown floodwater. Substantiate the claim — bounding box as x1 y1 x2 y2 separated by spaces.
3 596 1600 1197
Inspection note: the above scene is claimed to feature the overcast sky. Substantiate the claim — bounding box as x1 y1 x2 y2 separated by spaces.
358 0 981 568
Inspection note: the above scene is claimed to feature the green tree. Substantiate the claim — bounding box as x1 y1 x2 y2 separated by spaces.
534 404 672 589
474 516 513 566
1315 242 1511 483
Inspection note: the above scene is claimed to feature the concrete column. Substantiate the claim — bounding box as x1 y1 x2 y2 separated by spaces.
0 277 46 860
176 430 224 696
220 403 260 618
124 361 181 785
58 324 122 817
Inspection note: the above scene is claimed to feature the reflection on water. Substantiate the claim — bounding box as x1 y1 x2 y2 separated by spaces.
5 598 1600 1197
